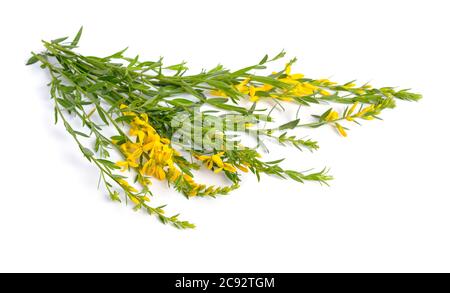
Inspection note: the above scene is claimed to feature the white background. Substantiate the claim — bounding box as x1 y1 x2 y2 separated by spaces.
1 0 449 273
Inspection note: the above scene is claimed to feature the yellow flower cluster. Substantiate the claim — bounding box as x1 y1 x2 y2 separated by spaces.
324 110 347 137
115 105 178 185
196 152 237 173
166 166 208 197
323 102 383 137
212 64 333 102
233 78 274 102
278 64 331 99
115 105 226 197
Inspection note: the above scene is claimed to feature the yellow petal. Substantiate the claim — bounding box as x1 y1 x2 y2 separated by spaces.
129 195 140 205
197 155 210 161
138 131 146 143
223 163 237 173
320 90 331 96
161 138 170 144
348 102 359 116
237 165 249 172
155 167 166 180
249 95 259 102
290 73 304 80
249 86 256 98
143 141 155 152
210 90 227 97
325 110 339 122
211 154 224 167
344 83 356 89
335 123 347 137
116 161 129 171
285 64 291 75
140 113 148 122
131 148 143 160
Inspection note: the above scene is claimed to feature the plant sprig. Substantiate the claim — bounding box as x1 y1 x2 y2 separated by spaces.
27 27 421 228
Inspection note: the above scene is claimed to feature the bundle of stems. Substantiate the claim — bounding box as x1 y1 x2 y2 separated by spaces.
27 28 421 228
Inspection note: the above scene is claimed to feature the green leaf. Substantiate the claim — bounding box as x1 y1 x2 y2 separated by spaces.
158 215 168 224
115 115 135 123
251 76 290 89
96 105 109 125
109 191 121 202
230 65 265 78
51 36 69 44
26 55 39 65
265 158 285 165
81 147 94 158
71 26 83 46
127 55 139 68
105 47 128 60
54 107 58 124
278 118 300 130
97 159 120 170
86 82 107 93
206 98 228 105
165 62 188 71
259 54 268 65
110 135 124 141
285 170 304 183
73 130 90 138
167 98 195 106
271 50 286 61
206 80 239 99
211 103 247 114
56 98 73 109
319 108 333 121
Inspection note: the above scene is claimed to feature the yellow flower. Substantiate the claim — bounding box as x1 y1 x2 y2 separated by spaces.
347 102 359 116
249 86 259 102
167 166 181 182
290 73 304 80
118 179 138 193
224 163 237 172
325 110 339 122
335 123 347 137
343 83 356 89
356 105 375 117
187 186 200 197
320 90 331 96
210 90 227 97
139 141 174 181
285 64 291 75
129 195 140 205
316 79 337 86
116 107 178 184
237 165 249 172
235 78 250 94
211 152 224 168
120 141 144 161
116 159 139 172
196 152 237 173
